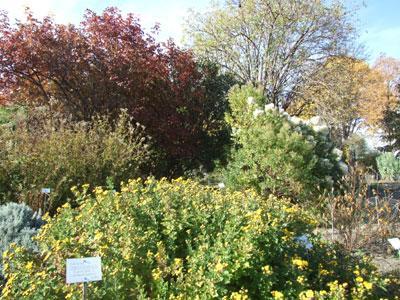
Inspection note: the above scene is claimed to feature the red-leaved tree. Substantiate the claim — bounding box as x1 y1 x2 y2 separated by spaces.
0 8 230 167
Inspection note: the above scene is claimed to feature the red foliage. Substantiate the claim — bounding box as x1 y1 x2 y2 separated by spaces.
0 8 214 160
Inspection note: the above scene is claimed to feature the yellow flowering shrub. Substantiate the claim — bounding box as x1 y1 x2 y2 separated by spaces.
0 178 397 299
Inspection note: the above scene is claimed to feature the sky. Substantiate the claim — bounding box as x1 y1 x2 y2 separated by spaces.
0 0 399 62
356 0 400 61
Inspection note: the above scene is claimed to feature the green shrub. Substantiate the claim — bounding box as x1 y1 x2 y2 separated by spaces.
1 179 395 299
0 109 155 213
0 203 43 279
376 152 400 181
0 106 25 125
221 85 341 203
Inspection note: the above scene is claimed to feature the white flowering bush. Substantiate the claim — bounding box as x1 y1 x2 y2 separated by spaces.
222 85 342 203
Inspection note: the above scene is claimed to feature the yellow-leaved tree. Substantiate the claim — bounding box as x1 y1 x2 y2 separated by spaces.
289 56 393 145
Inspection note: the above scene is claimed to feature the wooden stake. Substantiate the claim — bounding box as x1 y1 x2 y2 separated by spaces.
82 282 88 300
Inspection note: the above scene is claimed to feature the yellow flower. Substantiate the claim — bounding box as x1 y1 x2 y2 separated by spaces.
26 261 33 271
283 206 296 213
271 291 284 299
292 257 309 270
174 258 182 265
22 289 32 297
319 269 329 276
297 276 306 284
62 202 70 209
94 231 103 240
37 271 46 278
230 290 249 300
356 276 364 283
300 290 315 300
215 261 228 272
152 268 162 280
305 290 314 298
262 265 273 275
363 281 373 290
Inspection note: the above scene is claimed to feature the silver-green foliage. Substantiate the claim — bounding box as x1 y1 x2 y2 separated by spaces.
0 203 43 277
376 152 400 181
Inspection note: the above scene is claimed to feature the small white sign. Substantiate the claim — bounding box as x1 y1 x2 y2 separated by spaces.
66 257 102 284
388 238 400 250
41 188 51 194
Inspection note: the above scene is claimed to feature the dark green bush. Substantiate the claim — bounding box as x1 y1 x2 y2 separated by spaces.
0 109 155 213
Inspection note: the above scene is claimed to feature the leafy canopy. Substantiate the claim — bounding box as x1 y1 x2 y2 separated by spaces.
0 8 230 164
185 0 354 108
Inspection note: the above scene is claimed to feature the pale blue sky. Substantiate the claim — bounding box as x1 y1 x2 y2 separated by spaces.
356 0 400 61
0 0 399 63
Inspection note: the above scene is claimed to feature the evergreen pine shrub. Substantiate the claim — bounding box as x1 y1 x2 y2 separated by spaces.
221 85 341 203
376 152 400 181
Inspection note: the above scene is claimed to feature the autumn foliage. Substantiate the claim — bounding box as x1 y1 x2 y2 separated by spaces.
0 8 228 165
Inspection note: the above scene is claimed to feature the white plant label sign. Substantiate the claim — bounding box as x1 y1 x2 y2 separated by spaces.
295 235 313 250
388 238 400 250
41 188 51 194
66 257 102 284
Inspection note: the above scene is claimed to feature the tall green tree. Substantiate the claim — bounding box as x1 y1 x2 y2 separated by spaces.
382 90 400 151
185 0 355 109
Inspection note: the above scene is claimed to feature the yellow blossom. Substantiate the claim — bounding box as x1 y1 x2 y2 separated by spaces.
26 261 33 271
305 290 314 298
215 261 228 272
271 291 284 299
356 276 364 283
230 290 249 300
319 269 329 276
297 276 306 284
363 281 373 290
292 257 309 270
152 268 162 280
300 290 315 300
262 265 273 275
94 231 103 240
